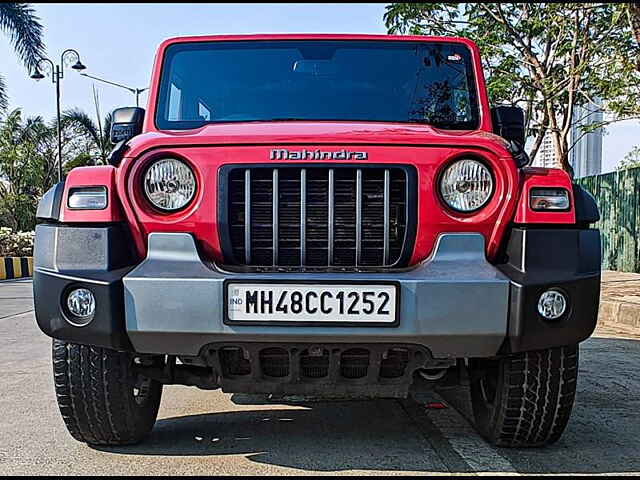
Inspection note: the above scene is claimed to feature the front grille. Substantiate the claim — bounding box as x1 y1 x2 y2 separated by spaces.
220 165 416 269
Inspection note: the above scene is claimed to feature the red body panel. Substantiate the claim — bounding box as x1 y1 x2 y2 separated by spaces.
60 166 124 223
513 168 576 224
125 122 509 158
62 34 579 266
115 141 519 264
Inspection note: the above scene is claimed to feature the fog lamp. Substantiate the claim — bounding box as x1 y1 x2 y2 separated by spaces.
537 290 567 320
66 288 95 323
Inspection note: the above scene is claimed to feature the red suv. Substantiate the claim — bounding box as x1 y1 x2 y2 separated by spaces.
33 34 601 448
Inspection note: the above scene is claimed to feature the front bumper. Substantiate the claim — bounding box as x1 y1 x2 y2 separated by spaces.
123 232 509 358
33 225 601 359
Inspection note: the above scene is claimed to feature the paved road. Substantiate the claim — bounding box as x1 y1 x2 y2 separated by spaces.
1 279 639 475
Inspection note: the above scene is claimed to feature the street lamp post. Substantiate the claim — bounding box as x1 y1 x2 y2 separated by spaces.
79 73 148 107
30 49 87 183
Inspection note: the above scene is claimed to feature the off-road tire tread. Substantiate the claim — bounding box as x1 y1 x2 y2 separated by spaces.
52 339 162 446
471 344 578 448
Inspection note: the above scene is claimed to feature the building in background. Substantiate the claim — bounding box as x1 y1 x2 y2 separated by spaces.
531 100 603 177
569 100 603 178
535 132 559 169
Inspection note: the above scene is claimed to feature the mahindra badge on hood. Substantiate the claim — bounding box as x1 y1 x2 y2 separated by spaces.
270 148 368 160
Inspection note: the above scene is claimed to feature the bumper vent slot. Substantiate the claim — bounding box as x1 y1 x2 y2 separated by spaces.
222 165 415 270
380 348 410 379
259 347 290 378
340 348 370 379
300 348 330 378
220 347 251 377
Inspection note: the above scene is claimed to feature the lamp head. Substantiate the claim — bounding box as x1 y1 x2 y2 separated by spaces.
71 60 86 71
30 69 45 81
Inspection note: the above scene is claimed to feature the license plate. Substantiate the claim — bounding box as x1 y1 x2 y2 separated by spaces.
226 283 398 324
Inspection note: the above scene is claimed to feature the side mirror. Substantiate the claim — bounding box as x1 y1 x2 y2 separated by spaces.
491 106 525 147
110 107 145 143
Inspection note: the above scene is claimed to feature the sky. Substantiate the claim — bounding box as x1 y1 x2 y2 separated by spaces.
2 2 638 173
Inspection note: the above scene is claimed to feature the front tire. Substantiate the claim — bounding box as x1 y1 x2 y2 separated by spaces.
469 345 578 447
52 339 163 446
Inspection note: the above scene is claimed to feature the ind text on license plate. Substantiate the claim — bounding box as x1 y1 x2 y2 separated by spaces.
226 283 398 324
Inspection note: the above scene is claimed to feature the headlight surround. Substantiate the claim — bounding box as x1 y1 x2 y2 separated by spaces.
143 158 196 212
439 159 494 212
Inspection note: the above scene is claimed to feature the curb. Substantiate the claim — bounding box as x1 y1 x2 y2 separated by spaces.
598 299 640 331
0 257 33 280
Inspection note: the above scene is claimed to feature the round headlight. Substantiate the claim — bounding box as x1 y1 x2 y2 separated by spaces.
439 159 493 212
143 158 196 211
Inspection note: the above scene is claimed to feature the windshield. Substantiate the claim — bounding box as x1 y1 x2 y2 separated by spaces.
155 40 480 130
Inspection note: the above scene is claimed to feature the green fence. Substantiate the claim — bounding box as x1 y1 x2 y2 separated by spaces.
577 167 640 273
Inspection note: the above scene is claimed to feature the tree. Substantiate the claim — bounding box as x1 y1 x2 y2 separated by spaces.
0 109 52 230
384 3 640 173
0 3 45 110
0 108 94 230
63 108 112 165
617 145 640 170
622 2 640 69
63 87 114 164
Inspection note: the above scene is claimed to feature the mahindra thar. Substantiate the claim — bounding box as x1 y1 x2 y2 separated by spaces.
33 34 601 448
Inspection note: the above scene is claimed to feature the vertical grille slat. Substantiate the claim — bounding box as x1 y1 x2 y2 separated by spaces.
356 169 363 267
225 165 412 269
383 169 390 266
328 168 335 266
300 168 307 266
244 169 251 264
272 169 279 266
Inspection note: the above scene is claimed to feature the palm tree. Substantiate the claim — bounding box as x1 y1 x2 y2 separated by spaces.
0 108 95 230
0 109 55 229
63 108 113 165
0 3 45 110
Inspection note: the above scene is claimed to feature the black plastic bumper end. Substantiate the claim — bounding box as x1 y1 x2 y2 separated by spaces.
499 227 601 354
33 268 133 351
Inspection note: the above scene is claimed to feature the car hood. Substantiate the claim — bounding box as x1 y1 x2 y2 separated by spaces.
125 121 511 157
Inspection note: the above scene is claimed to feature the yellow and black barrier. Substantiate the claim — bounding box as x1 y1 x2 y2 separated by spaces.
0 257 34 280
